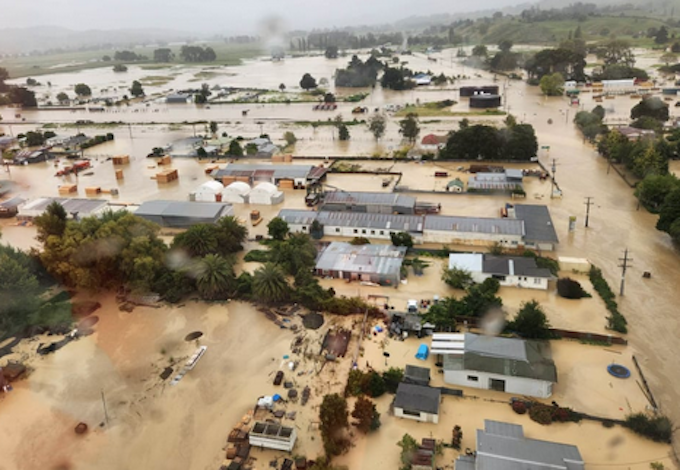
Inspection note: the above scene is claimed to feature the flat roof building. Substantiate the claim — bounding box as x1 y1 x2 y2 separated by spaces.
455 420 584 470
315 242 407 286
134 200 234 228
320 191 416 214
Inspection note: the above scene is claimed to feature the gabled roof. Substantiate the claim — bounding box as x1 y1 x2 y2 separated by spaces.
315 242 406 277
394 383 441 415
513 204 559 244
482 255 553 279
322 191 415 208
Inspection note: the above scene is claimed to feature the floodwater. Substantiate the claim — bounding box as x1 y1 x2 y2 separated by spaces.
2 48 680 467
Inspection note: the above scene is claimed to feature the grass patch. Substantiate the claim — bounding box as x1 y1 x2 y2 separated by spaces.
293 120 367 127
395 106 506 117
589 265 628 334
140 75 174 87
244 250 270 263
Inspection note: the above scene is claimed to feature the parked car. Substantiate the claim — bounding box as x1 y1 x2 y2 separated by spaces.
274 371 284 386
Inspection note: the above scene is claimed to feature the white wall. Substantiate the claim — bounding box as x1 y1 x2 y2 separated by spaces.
249 430 297 452
423 229 523 247
474 273 548 290
394 407 439 424
444 369 553 398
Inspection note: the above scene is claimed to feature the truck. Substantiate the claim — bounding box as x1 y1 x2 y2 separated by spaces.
407 299 418 314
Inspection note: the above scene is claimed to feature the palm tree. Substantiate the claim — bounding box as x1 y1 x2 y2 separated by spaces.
216 216 248 254
173 224 218 257
196 254 235 300
252 262 290 304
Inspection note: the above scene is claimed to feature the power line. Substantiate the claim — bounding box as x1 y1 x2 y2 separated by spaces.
618 248 633 296
584 197 594 228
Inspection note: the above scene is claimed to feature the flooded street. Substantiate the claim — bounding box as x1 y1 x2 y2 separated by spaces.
2 48 680 468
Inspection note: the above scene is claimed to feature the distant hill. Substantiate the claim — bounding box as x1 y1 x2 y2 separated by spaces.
0 26 197 55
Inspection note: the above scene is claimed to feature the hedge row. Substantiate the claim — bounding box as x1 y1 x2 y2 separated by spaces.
589 265 628 334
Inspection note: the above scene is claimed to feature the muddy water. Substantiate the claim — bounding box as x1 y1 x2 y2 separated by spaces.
2 49 680 464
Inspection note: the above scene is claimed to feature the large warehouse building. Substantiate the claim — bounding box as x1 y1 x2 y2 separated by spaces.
134 200 234 228
319 191 416 214
211 163 327 189
315 242 407 286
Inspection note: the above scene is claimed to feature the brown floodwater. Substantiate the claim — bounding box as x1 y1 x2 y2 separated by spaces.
2 48 680 465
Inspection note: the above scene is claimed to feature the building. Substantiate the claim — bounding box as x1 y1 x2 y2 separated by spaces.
320 191 416 215
315 242 407 286
18 197 109 220
438 333 557 398
455 420 585 470
249 182 284 205
393 383 441 424
212 164 327 189
448 253 553 290
615 126 655 141
403 365 431 386
470 95 502 108
468 169 524 192
13 149 53 165
189 181 226 202
420 134 447 152
0 197 26 218
246 137 279 158
221 181 251 204
414 74 432 86
134 200 234 228
446 178 465 193
460 86 499 97
248 421 297 452
510 204 559 251
422 215 524 247
166 93 190 104
0 136 17 151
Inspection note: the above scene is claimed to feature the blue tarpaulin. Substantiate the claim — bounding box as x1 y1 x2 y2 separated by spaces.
415 344 429 360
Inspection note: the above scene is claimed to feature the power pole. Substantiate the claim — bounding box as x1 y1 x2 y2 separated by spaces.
550 158 557 198
584 197 594 228
101 390 110 426
618 248 633 296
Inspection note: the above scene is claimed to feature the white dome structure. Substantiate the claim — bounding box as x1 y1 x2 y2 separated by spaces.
250 182 284 205
190 180 225 202
222 181 251 204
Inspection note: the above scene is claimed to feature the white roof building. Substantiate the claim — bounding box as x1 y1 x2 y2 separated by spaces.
221 181 251 204
190 181 225 202
249 182 284 205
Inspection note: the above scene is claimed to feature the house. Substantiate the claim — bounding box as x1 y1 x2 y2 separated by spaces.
0 135 17 151
13 149 53 165
247 137 279 157
393 383 441 424
411 438 436 470
403 365 431 386
468 170 524 193
248 421 297 452
189 181 226 202
212 164 327 189
414 74 432 86
455 420 585 470
388 312 435 338
446 178 465 193
448 253 553 290
221 181 251 204
18 197 110 220
438 333 557 398
460 85 499 97
166 93 190 104
320 191 416 215
420 134 447 152
615 126 655 141
315 242 407 286
0 197 26 218
133 200 234 228
509 204 559 251
249 182 284 205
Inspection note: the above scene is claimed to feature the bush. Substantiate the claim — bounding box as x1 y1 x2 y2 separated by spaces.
556 278 591 299
244 250 270 263
529 403 554 425
624 413 673 443
589 266 627 333
512 400 527 414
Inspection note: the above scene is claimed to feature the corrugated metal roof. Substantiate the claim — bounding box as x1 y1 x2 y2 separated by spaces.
315 242 406 277
482 255 553 278
394 383 441 415
513 204 559 244
22 197 108 215
318 211 424 231
214 163 314 180
484 420 524 438
278 209 319 225
322 191 416 208
425 215 524 236
135 200 234 219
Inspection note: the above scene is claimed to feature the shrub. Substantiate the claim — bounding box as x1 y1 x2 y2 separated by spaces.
556 277 591 299
529 403 553 425
244 250 270 263
624 413 673 443
589 266 627 333
512 400 527 414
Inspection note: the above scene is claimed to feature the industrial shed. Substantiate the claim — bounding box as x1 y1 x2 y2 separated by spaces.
320 191 416 214
134 200 234 228
510 204 559 251
18 197 109 220
249 182 284 205
422 215 525 247
315 242 407 286
469 94 502 108
190 181 225 202
212 163 327 189
459 85 499 97
221 181 251 204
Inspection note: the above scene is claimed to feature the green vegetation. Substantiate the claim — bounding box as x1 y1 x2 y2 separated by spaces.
368 114 386 140
528 402 582 425
319 393 349 456
351 396 381 433
397 434 419 470
539 72 565 96
624 413 673 443
335 55 383 88
390 232 414 248
300 73 318 90
398 114 420 144
439 121 537 161
423 278 502 329
346 369 386 398
589 266 627 333
441 266 474 289
507 300 552 339
556 278 591 299
574 108 606 142
596 127 670 179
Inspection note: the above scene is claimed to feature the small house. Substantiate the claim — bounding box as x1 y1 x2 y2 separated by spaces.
315 242 407 286
615 126 655 141
420 134 447 152
0 136 17 151
320 191 416 215
249 182 284 205
18 197 109 220
468 170 524 193
393 383 441 424
446 178 465 193
509 204 559 251
448 253 553 290
166 93 190 104
249 421 297 452
455 420 584 470
403 365 431 386
13 149 53 165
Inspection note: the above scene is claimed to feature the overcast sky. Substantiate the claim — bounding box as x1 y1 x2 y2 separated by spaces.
0 0 522 33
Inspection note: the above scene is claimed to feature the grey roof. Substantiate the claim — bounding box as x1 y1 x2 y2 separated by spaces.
213 163 314 180
482 255 553 279
473 420 585 470
394 383 441 415
278 209 425 233
135 200 233 219
424 215 525 237
455 455 476 470
315 242 406 277
404 365 431 382
278 209 319 226
21 197 108 215
322 191 416 209
513 205 559 244
0 197 26 209
443 333 557 383
484 420 524 438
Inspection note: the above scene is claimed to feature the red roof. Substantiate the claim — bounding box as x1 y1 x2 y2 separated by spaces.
421 134 439 145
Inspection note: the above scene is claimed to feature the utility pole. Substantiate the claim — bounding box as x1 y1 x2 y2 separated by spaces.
550 158 557 198
618 248 633 296
584 197 594 228
101 390 110 426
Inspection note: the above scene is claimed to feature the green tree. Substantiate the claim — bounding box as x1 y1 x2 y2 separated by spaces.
172 224 218 258
657 188 680 233
283 131 297 146
592 105 605 120
600 39 635 67
338 124 350 141
398 434 419 470
0 247 42 334
390 231 413 248
661 52 678 66
398 113 420 144
10 87 37 107
368 113 386 140
74 83 92 97
300 73 318 90
325 46 339 59
209 121 218 135
252 262 290 304
442 267 474 289
56 92 69 104
279 83 286 92
215 215 247 254
472 45 488 57
498 39 513 53
462 278 502 316
34 201 67 243
130 80 145 97
196 254 235 300
227 139 243 156
352 396 380 433
113 64 128 72
509 300 551 339
631 97 669 122
655 26 669 44
539 72 565 96
319 393 349 455
267 217 289 241
270 233 317 275
635 174 680 211
381 367 404 393
153 48 174 62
